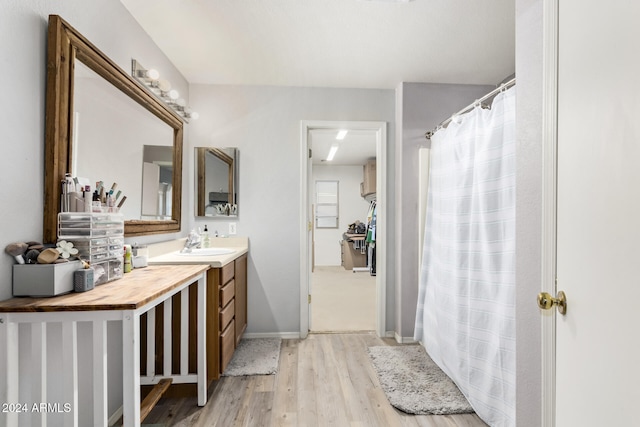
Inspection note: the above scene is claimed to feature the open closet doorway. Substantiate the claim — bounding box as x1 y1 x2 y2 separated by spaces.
299 121 387 338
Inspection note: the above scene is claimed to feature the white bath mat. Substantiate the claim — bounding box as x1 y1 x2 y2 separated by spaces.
368 345 474 415
222 338 282 376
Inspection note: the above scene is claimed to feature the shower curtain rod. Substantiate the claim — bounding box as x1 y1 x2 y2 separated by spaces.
425 77 516 139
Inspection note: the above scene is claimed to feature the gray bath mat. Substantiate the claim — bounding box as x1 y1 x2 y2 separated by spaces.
367 345 474 415
222 338 282 376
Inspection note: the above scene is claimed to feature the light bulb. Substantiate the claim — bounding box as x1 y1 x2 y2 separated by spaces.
190 112 199 120
146 69 160 80
157 79 171 92
176 98 186 107
168 89 179 100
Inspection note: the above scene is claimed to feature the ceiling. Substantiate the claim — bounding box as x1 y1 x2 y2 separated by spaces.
120 0 515 90
121 0 515 166
310 129 377 166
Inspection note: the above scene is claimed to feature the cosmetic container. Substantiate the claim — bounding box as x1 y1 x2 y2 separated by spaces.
132 243 148 268
74 267 94 292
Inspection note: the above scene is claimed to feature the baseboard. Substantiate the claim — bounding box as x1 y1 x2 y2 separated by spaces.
108 406 123 426
393 332 417 344
243 332 300 339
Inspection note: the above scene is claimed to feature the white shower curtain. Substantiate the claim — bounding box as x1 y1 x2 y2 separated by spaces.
414 87 516 427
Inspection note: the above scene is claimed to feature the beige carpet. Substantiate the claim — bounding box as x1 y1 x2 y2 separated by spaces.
311 266 376 332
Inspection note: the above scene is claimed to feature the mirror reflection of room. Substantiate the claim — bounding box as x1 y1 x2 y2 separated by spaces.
141 145 173 219
73 61 175 221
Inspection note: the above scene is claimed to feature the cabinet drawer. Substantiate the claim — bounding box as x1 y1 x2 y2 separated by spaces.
221 261 235 285
220 319 235 373
219 299 235 331
219 279 235 308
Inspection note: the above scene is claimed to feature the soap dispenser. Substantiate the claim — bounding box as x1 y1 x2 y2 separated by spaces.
202 225 211 248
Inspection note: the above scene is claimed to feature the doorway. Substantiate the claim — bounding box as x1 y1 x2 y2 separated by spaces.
310 129 377 332
299 120 387 339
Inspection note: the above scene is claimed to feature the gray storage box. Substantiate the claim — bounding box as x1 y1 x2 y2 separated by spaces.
13 261 82 297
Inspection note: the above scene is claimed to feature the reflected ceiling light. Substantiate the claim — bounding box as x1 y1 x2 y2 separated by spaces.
131 59 199 122
327 144 339 161
336 130 348 140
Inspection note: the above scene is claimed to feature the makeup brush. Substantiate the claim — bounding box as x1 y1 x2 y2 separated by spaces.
117 196 127 208
5 242 28 264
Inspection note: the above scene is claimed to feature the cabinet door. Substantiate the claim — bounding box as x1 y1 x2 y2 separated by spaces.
206 269 220 382
234 254 248 345
220 319 236 373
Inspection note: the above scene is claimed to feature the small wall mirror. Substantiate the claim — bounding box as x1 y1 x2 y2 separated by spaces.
195 147 239 217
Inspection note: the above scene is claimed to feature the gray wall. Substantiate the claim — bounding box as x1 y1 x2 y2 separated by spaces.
3 1 539 423
187 85 396 334
515 0 543 424
0 1 190 302
1 2 189 423
394 82 495 340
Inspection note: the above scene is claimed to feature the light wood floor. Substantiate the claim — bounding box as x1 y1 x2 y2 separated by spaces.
143 333 488 427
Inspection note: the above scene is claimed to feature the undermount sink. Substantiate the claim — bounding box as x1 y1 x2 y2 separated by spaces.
176 247 235 256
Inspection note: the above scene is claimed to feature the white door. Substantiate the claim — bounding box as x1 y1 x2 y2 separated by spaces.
555 0 640 424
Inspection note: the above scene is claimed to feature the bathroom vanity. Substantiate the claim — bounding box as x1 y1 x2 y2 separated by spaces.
147 237 248 394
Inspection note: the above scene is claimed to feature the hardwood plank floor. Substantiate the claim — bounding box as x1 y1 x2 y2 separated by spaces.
143 333 488 427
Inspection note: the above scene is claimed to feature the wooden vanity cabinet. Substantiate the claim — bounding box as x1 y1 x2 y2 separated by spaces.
209 253 248 381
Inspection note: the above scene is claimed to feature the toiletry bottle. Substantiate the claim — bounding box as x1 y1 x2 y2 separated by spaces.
84 185 92 213
202 225 210 248
123 245 132 273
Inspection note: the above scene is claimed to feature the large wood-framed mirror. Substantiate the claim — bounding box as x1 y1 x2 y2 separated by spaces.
43 15 183 243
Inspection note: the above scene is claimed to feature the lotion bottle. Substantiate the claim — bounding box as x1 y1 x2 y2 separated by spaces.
202 225 210 248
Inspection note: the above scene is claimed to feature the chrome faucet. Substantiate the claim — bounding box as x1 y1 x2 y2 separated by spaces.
181 229 202 253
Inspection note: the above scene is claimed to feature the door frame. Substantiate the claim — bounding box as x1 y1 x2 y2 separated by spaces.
541 0 559 424
299 120 387 339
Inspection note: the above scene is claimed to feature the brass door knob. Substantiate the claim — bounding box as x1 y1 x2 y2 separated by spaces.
537 291 567 315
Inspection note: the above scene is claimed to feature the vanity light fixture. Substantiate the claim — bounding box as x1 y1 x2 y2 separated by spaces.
131 59 199 122
336 130 348 140
326 144 339 161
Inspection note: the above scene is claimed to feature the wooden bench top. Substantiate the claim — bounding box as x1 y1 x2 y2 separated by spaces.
0 264 209 312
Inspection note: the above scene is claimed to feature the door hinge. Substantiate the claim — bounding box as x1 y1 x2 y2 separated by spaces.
308 221 312 231
309 148 312 159
308 294 311 304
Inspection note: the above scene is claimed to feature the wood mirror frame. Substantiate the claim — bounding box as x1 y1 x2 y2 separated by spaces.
43 15 183 243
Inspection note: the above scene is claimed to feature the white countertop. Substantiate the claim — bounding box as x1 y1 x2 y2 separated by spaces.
147 237 248 268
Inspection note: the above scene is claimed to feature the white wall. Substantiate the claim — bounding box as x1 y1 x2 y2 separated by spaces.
1 2 189 423
312 165 371 266
0 1 189 299
188 85 395 334
3 1 536 423
394 82 496 339
515 0 543 425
